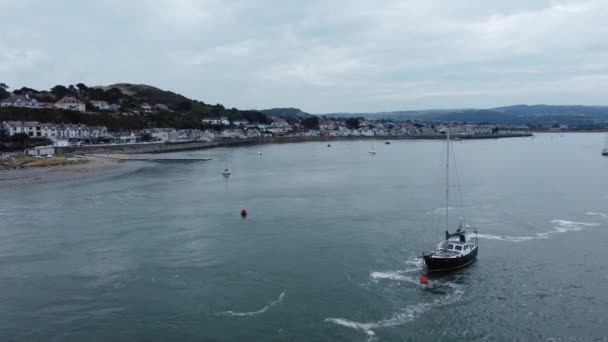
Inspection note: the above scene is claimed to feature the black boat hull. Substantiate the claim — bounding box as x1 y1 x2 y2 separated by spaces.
423 246 478 272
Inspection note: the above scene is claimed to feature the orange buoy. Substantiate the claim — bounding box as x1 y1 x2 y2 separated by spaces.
240 209 248 218
419 276 429 284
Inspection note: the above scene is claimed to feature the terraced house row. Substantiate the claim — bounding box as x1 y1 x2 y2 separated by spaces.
0 94 86 112
0 121 107 138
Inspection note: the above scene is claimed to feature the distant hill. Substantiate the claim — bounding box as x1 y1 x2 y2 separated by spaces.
259 108 312 120
102 83 192 109
325 105 608 127
1 82 271 130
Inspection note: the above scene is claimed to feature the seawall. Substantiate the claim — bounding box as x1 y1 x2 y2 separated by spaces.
57 133 532 155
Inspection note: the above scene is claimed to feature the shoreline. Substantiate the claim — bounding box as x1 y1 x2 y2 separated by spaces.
1 133 532 188
0 156 131 189
57 133 533 155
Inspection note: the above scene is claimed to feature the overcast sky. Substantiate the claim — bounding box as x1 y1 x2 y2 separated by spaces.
1 0 607 113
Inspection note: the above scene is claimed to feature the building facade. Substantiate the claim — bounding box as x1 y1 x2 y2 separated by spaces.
54 96 86 112
0 94 39 108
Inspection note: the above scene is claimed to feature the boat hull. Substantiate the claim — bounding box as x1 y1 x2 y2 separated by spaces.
423 246 478 272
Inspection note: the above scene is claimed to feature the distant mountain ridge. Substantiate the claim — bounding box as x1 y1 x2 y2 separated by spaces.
324 105 608 127
259 107 313 120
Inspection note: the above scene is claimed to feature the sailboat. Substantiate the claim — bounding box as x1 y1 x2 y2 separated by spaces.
369 137 376 155
257 135 263 155
222 152 231 176
602 131 608 156
422 128 478 272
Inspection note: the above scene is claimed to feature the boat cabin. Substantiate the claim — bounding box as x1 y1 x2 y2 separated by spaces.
442 241 474 253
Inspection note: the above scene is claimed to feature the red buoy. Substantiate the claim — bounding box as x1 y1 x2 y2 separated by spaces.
419 276 429 284
240 209 248 218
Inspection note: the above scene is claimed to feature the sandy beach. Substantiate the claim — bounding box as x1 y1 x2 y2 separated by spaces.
0 156 130 189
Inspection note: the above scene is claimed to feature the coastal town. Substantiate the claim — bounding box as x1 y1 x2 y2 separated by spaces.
0 84 530 160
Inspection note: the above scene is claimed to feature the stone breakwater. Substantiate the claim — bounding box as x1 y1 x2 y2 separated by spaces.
57 133 532 155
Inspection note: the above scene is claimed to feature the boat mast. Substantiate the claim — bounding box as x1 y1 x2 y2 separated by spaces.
445 128 450 234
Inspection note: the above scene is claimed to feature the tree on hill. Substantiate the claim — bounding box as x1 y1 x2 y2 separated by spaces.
345 117 360 129
0 83 9 100
13 87 39 95
76 83 89 92
51 85 72 99
301 116 320 130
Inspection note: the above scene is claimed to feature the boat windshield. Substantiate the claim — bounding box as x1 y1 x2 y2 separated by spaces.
455 245 462 251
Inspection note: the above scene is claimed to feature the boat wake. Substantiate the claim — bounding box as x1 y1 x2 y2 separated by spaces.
325 282 464 339
215 291 286 317
370 271 420 285
475 220 600 243
361 258 423 287
430 206 456 215
586 212 608 218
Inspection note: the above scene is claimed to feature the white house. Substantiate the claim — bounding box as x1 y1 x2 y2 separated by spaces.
141 103 152 113
111 132 137 144
0 94 39 108
108 103 121 111
154 104 170 111
146 128 178 142
220 129 245 139
51 138 71 147
25 146 55 157
202 117 230 126
55 96 85 112
319 120 336 131
88 126 108 138
57 124 89 138
0 121 57 138
232 119 249 127
90 100 110 111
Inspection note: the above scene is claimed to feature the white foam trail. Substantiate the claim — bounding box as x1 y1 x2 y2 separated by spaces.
430 207 456 214
324 318 377 338
586 212 608 218
405 257 424 269
326 283 464 338
476 220 600 243
216 291 285 317
475 233 542 242
370 271 419 284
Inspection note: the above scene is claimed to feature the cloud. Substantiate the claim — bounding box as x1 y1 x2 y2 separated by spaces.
1 0 607 112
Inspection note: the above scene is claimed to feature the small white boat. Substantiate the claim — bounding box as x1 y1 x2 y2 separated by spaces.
222 152 231 176
369 139 376 154
257 151 263 155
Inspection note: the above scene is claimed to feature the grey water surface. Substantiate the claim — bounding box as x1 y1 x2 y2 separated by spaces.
1 133 608 341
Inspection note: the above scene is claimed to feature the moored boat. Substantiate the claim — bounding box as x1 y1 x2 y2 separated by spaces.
423 227 478 272
422 128 479 272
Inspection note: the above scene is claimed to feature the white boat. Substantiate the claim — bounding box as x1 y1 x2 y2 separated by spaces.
603 131 608 156
421 128 479 272
222 152 231 176
257 136 263 155
369 138 376 154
